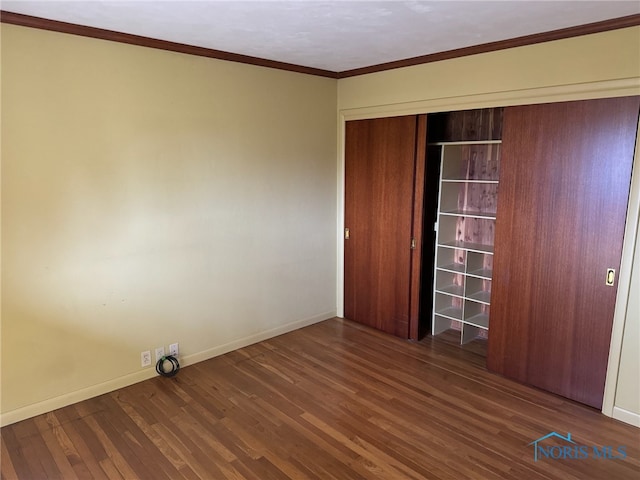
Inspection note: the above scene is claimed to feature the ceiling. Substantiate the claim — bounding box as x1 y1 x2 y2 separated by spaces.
2 1 639 72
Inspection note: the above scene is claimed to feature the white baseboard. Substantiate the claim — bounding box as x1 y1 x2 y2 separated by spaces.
0 311 335 427
612 406 640 428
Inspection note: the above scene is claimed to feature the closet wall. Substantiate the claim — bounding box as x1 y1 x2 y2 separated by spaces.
338 25 640 422
344 98 639 411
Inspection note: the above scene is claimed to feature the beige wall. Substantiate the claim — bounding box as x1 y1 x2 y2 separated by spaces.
337 27 640 424
1 24 337 423
338 27 640 113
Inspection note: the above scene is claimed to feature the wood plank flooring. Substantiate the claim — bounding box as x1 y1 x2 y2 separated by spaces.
2 318 639 479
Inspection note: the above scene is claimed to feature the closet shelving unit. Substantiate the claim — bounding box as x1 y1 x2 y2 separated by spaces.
431 140 501 344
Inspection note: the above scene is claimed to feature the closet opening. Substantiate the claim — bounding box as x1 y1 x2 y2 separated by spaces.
418 107 504 355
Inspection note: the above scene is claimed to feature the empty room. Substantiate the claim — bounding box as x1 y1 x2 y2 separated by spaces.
1 1 640 479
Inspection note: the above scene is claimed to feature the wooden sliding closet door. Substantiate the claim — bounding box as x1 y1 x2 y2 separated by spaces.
488 97 640 409
344 115 426 338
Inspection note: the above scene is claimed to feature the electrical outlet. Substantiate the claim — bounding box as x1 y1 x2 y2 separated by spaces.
155 346 165 363
169 343 179 357
141 350 151 367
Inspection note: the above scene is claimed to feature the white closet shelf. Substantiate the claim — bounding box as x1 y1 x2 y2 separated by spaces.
432 139 499 346
438 241 494 254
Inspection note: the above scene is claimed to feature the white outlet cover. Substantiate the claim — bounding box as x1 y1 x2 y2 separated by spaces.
141 350 151 367
169 343 179 356
155 346 165 362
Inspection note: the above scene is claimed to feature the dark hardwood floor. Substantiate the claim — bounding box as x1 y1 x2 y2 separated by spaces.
2 318 639 479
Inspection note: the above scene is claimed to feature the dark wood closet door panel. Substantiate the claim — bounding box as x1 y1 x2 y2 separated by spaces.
344 116 419 338
488 97 640 409
409 115 428 340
